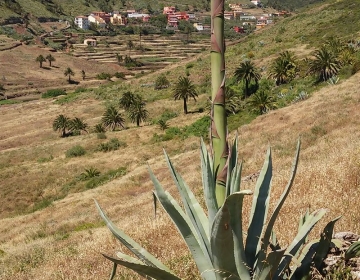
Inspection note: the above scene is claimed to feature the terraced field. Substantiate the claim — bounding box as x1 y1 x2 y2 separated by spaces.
71 34 210 75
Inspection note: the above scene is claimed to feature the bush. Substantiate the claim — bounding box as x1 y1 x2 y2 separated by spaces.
97 138 127 152
65 145 86 158
96 73 112 80
114 72 126 79
42 89 66 98
85 167 127 189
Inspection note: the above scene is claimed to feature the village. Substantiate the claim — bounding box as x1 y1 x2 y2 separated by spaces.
73 1 289 39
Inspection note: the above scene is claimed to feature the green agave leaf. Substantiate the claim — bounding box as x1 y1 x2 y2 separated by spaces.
226 137 239 197
256 140 300 275
148 167 217 280
345 241 360 260
289 240 318 280
255 249 285 280
230 161 243 195
116 252 149 279
313 216 341 268
103 254 182 280
210 195 238 279
201 138 218 230
95 200 171 272
275 208 328 278
227 191 253 280
163 150 210 243
109 263 117 280
245 147 273 271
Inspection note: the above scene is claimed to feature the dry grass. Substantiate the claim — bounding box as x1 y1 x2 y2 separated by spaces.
0 71 359 278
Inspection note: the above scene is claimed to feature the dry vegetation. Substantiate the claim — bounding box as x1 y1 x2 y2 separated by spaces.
0 69 359 278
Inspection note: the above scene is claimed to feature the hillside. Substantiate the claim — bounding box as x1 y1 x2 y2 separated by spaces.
0 0 360 279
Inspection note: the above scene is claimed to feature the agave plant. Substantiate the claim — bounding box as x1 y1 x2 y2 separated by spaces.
95 138 345 279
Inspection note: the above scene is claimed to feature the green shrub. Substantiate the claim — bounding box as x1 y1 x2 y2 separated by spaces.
114 72 126 79
65 145 86 158
97 138 127 152
186 62 194 69
86 167 127 189
183 116 211 138
42 89 66 98
96 73 112 80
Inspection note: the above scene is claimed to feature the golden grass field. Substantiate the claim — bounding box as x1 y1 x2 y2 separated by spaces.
1 20 360 279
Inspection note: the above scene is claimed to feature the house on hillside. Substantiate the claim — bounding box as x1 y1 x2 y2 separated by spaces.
127 12 150 22
229 3 242 10
74 16 89 30
91 11 111 23
111 12 126 25
163 6 176 15
84 38 97 46
193 22 203 31
88 14 106 28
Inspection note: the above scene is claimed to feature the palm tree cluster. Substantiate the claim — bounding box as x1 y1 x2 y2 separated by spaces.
119 91 149 127
52 115 88 137
35 54 56 68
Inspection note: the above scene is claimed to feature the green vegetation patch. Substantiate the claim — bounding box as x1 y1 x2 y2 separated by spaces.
42 88 66 99
85 167 127 189
65 145 86 158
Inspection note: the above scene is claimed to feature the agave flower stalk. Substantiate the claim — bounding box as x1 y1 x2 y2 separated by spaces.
210 0 228 207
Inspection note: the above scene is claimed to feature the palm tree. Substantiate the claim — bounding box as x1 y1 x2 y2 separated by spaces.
234 60 261 98
119 91 136 110
268 51 298 86
36 55 46 68
64 67 75 83
101 106 125 131
173 76 198 114
307 46 341 81
94 123 106 133
68 117 88 134
225 87 241 116
81 70 86 80
53 114 70 137
247 91 277 115
158 119 169 131
128 97 149 127
46 54 55 67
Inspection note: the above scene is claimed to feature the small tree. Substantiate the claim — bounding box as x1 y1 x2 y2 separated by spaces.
154 75 170 90
119 91 136 110
128 97 149 127
46 54 55 67
68 117 88 134
234 60 261 98
102 106 125 131
81 70 86 81
64 67 75 83
127 40 134 55
53 114 70 137
173 76 198 114
36 55 46 68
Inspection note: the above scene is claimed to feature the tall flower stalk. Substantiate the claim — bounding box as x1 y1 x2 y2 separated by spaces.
210 0 228 207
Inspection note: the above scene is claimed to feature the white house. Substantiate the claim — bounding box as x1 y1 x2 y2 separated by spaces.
88 14 106 28
193 22 203 31
74 16 89 30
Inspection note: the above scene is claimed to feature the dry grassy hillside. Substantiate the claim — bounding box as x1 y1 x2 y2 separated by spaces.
0 62 359 279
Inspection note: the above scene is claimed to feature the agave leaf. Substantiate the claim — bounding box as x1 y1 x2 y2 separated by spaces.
313 216 341 268
109 263 117 280
201 138 218 230
345 241 360 260
255 249 285 280
256 140 300 275
275 208 328 278
95 200 171 272
116 252 150 279
163 150 210 242
103 254 182 280
245 147 273 271
210 195 238 279
289 240 318 280
153 191 157 218
227 191 253 280
226 137 239 197
230 161 242 195
148 167 217 279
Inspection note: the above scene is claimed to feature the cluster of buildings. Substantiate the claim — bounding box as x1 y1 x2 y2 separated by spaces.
74 11 127 30
74 3 283 33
